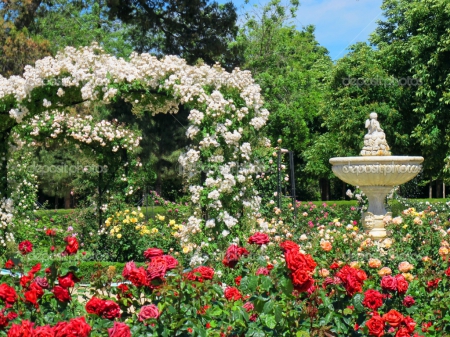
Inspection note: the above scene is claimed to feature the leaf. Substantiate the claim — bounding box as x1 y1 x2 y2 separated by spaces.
263 300 274 314
296 331 310 337
263 314 276 329
352 293 364 312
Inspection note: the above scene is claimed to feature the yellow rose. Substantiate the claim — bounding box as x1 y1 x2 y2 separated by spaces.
125 210 130 213
116 234 122 239
110 229 114 236
169 220 176 225
130 218 138 223
157 215 165 221
131 211 137 215
139 213 144 218
402 225 408 229
135 225 141 230
353 226 358 231
182 246 189 254
151 228 159 234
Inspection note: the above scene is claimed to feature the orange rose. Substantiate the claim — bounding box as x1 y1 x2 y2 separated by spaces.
319 268 330 277
320 241 332 252
378 267 392 277
402 273 414 282
439 247 449 257
368 258 381 268
398 261 413 273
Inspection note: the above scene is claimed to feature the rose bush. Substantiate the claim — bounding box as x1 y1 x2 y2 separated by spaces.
0 205 450 336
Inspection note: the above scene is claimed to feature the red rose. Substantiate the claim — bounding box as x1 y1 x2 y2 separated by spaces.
29 282 44 298
0 313 8 329
336 266 365 296
138 304 160 321
291 269 314 292
279 240 299 253
108 322 131 337
85 297 106 315
396 327 411 337
395 274 409 294
362 289 384 310
101 300 121 320
30 263 41 275
186 266 215 282
53 286 71 302
0 283 17 306
7 312 17 321
248 232 270 245
143 248 164 260
235 276 242 286
33 325 54 337
383 309 404 327
18 240 33 255
24 289 38 306
403 316 416 333
403 295 415 308
222 245 248 268
285 251 316 272
147 256 168 280
128 267 148 287
162 255 179 270
7 320 34 337
117 284 132 300
20 274 33 288
445 267 450 277
381 275 397 292
58 274 75 289
122 261 136 279
45 229 56 236
366 314 385 337
330 262 340 270
224 287 242 301
54 317 91 337
63 236 79 255
4 260 14 269
426 278 440 292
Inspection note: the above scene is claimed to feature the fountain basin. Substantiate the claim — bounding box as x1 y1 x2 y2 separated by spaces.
329 156 423 239
329 156 424 187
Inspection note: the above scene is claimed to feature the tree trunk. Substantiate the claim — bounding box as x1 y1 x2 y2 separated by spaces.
443 183 446 199
64 191 71 209
436 180 442 198
429 181 433 199
320 178 330 201
342 181 346 199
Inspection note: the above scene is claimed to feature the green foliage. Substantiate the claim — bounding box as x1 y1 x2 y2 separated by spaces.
236 1 332 200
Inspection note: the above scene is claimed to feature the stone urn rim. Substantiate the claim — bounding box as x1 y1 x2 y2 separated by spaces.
329 156 424 165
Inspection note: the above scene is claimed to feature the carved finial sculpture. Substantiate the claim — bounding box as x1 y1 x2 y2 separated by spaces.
360 112 392 156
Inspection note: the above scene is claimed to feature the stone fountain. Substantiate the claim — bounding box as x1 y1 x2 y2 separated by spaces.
329 113 424 239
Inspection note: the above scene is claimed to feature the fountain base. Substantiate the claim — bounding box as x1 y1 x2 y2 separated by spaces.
362 211 391 239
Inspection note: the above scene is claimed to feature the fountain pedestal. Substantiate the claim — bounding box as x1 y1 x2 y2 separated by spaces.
360 186 393 239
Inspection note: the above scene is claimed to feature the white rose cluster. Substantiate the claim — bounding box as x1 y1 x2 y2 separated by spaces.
0 44 270 246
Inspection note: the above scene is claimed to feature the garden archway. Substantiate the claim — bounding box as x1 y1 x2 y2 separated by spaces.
0 44 269 249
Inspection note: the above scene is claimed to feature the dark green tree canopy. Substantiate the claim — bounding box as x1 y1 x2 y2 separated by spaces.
106 0 239 67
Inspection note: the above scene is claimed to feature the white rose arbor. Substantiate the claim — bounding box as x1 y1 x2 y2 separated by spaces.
0 44 269 251
329 112 424 239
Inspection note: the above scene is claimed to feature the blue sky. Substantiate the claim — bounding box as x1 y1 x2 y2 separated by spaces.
227 0 384 60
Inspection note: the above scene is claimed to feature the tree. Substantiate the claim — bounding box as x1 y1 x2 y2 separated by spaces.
304 43 403 200
106 0 240 67
235 0 332 199
370 0 450 188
